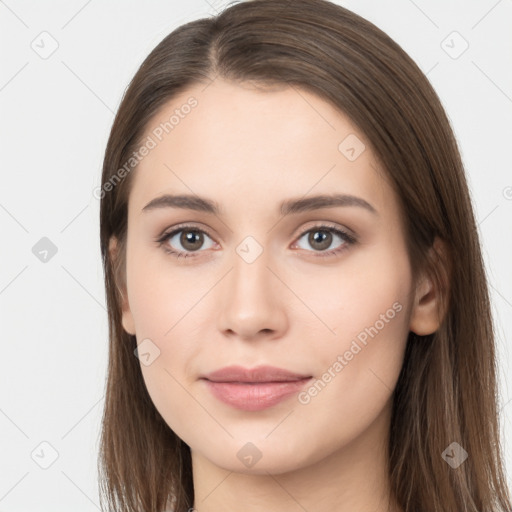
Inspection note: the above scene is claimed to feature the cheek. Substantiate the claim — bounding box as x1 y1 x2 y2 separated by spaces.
128 262 206 439
124 246 197 387
292 246 412 350
292 250 412 432
126 240 207 342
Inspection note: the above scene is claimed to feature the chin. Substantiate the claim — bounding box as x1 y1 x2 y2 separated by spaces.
196 436 323 476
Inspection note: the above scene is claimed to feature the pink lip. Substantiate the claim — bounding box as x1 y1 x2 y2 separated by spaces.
200 365 312 411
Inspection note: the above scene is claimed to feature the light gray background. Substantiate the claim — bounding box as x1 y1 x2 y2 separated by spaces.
1 0 511 510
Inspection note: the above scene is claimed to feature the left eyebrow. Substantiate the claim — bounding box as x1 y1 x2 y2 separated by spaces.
141 193 378 216
279 193 378 216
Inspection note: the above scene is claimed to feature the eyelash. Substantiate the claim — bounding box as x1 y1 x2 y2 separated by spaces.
155 223 357 260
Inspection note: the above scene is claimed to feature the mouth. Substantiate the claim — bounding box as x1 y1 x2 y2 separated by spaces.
199 365 313 411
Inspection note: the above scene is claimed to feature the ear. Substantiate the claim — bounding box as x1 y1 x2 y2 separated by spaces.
109 236 136 336
409 237 450 336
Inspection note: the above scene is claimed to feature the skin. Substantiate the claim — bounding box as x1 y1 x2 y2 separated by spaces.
110 78 443 512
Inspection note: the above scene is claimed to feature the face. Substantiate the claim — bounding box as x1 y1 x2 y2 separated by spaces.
111 78 438 475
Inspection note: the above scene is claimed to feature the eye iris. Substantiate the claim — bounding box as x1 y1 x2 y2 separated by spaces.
309 230 332 250
180 230 203 251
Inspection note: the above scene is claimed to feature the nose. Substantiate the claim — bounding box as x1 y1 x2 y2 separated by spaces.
216 244 288 341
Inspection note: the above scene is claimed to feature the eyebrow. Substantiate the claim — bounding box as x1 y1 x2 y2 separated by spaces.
141 193 378 216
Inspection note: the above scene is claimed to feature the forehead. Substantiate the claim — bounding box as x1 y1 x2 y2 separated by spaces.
128 78 394 219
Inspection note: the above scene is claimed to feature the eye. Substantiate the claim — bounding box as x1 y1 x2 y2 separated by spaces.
291 224 356 257
156 222 357 260
156 225 216 259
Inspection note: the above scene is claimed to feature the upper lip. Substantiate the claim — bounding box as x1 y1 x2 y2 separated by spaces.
201 365 312 383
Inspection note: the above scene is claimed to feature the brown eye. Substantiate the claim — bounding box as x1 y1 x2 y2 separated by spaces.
293 225 356 257
307 230 333 251
159 227 216 257
179 230 204 251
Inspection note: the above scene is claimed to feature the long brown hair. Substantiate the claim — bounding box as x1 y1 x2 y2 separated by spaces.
97 1 512 510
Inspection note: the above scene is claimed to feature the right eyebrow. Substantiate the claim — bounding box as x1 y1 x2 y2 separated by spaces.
142 194 220 214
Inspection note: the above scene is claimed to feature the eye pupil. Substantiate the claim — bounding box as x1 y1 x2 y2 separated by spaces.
181 230 203 251
309 230 332 250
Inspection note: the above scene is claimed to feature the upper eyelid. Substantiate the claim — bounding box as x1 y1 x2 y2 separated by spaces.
161 223 216 241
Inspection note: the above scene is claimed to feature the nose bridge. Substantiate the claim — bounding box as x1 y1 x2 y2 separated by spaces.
230 234 273 302
216 233 287 338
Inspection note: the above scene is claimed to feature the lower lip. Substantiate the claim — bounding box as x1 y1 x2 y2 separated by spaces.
202 378 312 411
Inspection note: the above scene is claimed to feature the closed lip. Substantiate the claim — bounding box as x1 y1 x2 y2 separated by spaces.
200 365 312 383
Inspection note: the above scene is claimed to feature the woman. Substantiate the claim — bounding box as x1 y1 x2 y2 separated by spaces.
97 0 512 510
